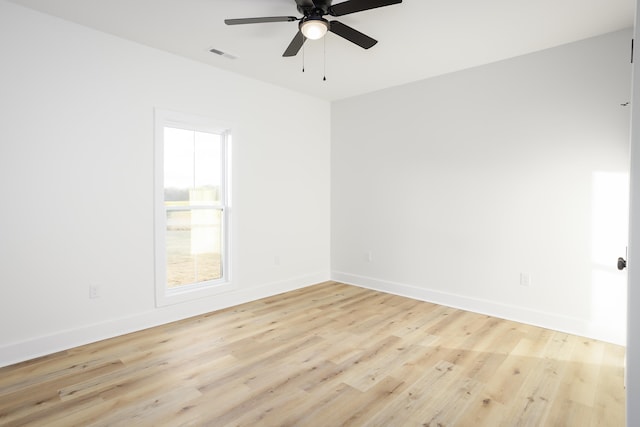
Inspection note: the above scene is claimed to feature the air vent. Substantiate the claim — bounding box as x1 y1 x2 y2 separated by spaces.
208 48 236 60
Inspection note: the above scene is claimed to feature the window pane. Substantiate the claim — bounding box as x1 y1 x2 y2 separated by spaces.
166 209 222 287
194 131 221 204
164 127 194 204
163 128 222 206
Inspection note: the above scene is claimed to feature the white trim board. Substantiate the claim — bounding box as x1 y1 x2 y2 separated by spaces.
331 271 625 346
0 272 328 368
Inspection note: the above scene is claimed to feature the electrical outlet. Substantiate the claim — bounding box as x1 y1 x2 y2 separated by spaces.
89 285 100 299
365 251 373 262
520 273 532 287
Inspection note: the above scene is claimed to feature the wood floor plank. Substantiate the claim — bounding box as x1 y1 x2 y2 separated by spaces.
364 359 461 426
409 376 485 426
0 281 626 426
500 331 577 427
591 344 626 426
311 375 407 427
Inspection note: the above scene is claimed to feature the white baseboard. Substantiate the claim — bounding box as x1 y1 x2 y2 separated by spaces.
2 270 622 368
0 272 329 368
331 271 625 346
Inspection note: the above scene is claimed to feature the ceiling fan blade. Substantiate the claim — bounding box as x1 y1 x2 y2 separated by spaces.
329 0 402 17
329 21 377 49
225 16 298 25
283 31 307 57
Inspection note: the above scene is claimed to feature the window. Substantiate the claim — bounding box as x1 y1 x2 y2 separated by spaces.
154 109 232 305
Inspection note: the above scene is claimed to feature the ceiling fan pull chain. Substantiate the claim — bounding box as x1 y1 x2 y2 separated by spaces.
323 35 327 81
302 42 305 72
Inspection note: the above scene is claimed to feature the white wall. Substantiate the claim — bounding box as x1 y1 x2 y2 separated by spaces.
0 1 330 367
332 29 632 345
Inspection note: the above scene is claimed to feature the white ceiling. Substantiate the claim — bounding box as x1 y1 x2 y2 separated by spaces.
7 0 636 100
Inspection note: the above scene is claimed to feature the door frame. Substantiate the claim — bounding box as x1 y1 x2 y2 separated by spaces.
627 2 640 425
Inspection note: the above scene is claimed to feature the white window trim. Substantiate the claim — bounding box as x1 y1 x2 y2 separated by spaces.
154 108 233 307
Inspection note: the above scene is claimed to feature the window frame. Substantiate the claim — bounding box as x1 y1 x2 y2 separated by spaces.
154 109 233 306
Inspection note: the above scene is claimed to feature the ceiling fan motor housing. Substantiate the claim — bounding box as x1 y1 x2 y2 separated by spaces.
297 0 332 15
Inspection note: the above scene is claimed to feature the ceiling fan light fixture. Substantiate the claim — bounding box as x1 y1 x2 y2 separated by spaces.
300 17 329 40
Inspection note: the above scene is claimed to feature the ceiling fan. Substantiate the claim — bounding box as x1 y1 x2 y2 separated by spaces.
224 0 402 57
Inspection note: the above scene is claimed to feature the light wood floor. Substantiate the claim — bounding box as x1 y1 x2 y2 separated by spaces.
0 281 625 426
